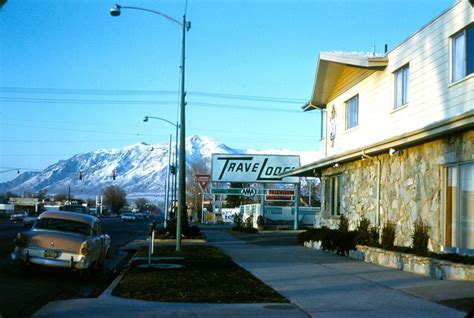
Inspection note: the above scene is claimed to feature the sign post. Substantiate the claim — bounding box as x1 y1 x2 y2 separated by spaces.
195 174 211 224
294 184 300 230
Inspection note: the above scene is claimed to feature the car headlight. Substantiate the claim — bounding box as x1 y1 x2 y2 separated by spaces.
80 242 89 256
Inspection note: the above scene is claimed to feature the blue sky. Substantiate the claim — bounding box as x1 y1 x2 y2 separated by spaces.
0 0 454 183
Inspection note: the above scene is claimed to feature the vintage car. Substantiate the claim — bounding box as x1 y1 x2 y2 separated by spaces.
10 211 28 223
121 212 137 222
11 211 111 273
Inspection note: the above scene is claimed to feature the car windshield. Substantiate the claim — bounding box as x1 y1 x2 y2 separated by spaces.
35 217 93 236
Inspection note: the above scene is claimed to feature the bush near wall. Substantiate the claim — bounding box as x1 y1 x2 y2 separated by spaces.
298 216 474 265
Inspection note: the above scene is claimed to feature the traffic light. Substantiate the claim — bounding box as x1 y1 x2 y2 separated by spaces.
170 165 176 174
79 170 84 180
112 170 116 180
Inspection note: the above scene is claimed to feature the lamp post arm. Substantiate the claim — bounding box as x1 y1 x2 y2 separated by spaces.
117 5 182 26
146 116 178 128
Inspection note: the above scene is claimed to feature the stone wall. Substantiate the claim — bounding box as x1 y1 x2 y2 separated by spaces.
320 129 473 252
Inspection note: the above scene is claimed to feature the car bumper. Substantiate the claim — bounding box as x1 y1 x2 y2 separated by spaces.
11 247 90 270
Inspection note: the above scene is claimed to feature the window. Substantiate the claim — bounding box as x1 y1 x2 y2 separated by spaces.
394 64 409 108
444 161 474 254
345 95 359 129
451 25 474 82
327 174 343 216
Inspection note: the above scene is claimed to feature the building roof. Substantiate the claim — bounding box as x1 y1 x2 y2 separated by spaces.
303 51 388 111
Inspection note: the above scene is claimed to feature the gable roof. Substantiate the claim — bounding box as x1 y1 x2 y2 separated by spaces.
303 51 388 111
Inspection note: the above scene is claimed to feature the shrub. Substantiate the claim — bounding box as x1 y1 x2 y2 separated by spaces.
369 226 380 246
337 230 358 256
381 221 396 251
297 227 328 246
412 218 430 256
231 226 259 233
320 228 338 252
339 214 349 233
233 213 243 228
183 225 203 238
245 216 253 229
296 215 358 255
356 218 379 247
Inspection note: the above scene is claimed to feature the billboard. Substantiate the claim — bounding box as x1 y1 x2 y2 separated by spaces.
211 154 300 183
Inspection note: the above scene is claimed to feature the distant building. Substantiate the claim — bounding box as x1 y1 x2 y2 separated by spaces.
285 0 473 255
8 197 43 214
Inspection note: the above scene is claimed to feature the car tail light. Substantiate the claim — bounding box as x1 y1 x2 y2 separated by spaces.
14 233 26 247
80 243 89 256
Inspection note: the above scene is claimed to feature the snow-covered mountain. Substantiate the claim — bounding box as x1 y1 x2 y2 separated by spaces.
0 135 320 200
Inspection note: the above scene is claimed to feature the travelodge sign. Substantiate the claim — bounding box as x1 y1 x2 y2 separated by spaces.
211 154 300 184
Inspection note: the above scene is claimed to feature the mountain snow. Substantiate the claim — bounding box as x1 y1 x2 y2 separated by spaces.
0 135 320 200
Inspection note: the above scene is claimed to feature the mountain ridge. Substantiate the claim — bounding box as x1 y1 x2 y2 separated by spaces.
0 135 320 200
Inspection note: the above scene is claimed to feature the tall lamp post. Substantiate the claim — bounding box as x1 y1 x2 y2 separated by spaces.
143 116 179 226
111 4 190 252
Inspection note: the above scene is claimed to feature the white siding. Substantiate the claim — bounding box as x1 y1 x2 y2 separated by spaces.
324 0 474 158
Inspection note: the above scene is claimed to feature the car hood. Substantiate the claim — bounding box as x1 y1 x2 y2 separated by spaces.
22 230 89 252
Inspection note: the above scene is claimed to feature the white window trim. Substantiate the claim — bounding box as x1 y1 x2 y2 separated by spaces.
345 95 359 130
450 24 473 84
393 64 410 109
441 160 474 255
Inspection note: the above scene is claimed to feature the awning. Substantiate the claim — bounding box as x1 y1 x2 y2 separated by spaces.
283 110 474 177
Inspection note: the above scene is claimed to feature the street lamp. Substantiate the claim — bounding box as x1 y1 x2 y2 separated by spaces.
111 4 190 252
143 116 179 228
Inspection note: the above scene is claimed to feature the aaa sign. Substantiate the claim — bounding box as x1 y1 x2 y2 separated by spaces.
211 154 300 184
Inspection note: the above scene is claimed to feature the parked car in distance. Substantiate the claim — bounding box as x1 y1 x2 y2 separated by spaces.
10 211 28 223
11 211 111 274
121 212 136 222
134 212 145 221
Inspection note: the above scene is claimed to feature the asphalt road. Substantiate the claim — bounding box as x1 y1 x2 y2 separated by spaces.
0 217 151 318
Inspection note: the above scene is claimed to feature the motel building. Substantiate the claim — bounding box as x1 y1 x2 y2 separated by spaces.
284 0 473 255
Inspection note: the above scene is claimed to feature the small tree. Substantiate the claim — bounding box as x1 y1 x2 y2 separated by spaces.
356 218 379 246
102 185 127 215
245 216 253 229
135 197 149 212
233 213 243 228
412 218 430 256
381 221 396 251
54 192 70 202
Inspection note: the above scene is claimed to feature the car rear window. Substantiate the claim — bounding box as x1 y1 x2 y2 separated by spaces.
35 218 93 236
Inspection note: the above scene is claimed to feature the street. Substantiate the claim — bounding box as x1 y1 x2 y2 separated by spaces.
0 217 150 318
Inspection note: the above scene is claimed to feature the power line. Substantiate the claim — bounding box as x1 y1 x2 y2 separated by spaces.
0 97 305 113
0 86 306 104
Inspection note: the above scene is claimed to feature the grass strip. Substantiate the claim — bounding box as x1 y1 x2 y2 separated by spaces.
113 245 288 303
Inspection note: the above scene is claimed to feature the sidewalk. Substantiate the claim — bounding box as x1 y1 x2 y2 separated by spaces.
34 225 474 317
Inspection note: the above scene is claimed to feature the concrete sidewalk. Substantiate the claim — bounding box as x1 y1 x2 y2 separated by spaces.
34 226 474 317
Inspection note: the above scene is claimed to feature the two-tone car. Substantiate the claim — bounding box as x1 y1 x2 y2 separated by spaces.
11 211 111 274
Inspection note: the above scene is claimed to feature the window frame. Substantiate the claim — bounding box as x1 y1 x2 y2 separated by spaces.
394 64 409 109
451 24 473 83
326 174 343 216
442 160 474 255
345 95 359 130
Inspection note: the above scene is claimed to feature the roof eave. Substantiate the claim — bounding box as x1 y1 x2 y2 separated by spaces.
282 110 474 178
309 53 388 107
